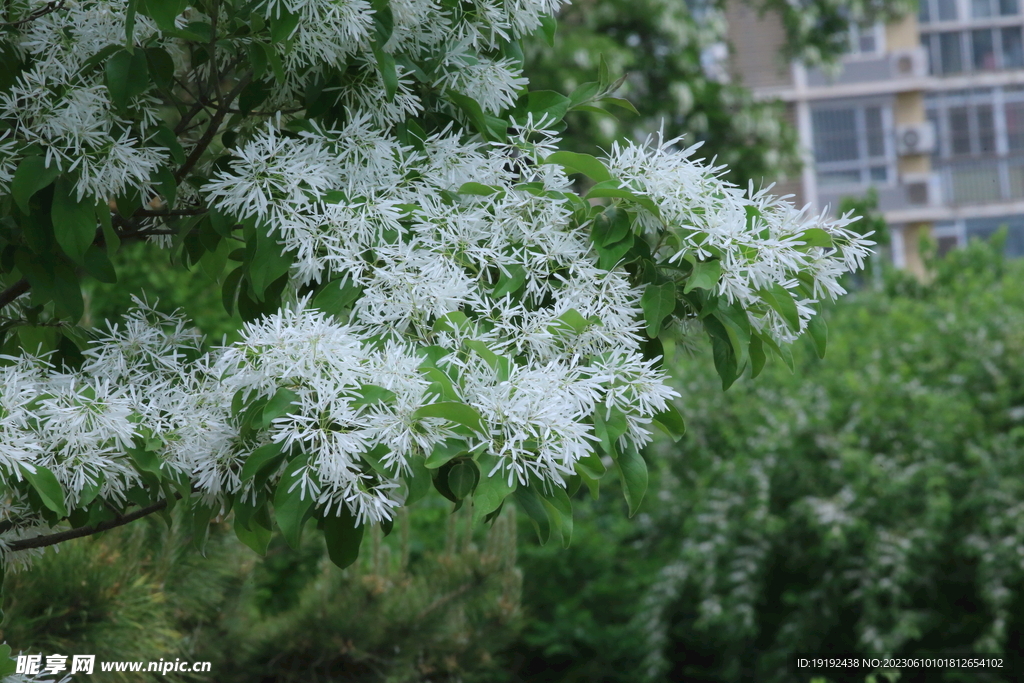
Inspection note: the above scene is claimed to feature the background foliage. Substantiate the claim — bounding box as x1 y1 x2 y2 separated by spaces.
506 235 1024 683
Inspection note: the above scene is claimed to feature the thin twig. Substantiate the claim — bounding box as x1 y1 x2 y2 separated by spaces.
0 0 65 27
175 70 253 182
6 495 181 552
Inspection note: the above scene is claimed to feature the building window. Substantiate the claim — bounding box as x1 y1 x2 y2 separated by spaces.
938 32 964 73
928 87 1024 205
812 104 893 188
1004 27 1024 66
973 29 997 68
920 0 960 22
1006 101 1024 149
972 0 1020 16
926 27 1024 74
846 23 884 56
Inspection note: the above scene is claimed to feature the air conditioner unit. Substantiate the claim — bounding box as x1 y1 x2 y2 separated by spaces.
902 172 942 206
896 121 937 156
889 47 929 79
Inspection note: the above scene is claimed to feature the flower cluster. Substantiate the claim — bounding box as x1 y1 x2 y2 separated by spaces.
0 0 872 559
606 135 872 343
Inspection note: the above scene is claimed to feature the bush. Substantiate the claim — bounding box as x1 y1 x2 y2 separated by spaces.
510 238 1024 683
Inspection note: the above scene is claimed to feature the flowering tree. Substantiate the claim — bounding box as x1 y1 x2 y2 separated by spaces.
0 0 872 575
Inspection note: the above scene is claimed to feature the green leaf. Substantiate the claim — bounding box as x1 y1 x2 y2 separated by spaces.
0 644 15 677
12 156 60 214
250 228 292 300
807 312 828 359
360 444 393 478
493 263 526 298
259 42 286 83
351 384 397 408
714 301 751 372
749 333 767 378
144 0 188 32
269 7 300 42
539 15 557 46
235 509 272 555
541 486 573 547
448 91 507 141
514 486 551 544
104 48 149 111
425 438 469 469
51 177 96 264
640 282 675 338
758 282 801 332
463 339 502 370
597 234 635 270
240 442 285 482
800 227 834 248
153 165 176 210
145 48 176 93
83 245 117 283
414 402 485 434
372 44 398 101
572 104 611 115
311 277 362 315
600 96 640 115
585 180 661 216
79 472 105 507
614 443 648 517
598 53 611 90
97 211 120 261
447 460 479 500
652 403 686 442
703 314 740 390
22 464 67 518
17 326 60 356
472 455 517 523
526 90 572 124
458 182 503 196
576 451 606 500
222 266 244 315
370 0 394 43
323 506 364 569
547 308 590 336
569 81 601 107
128 445 164 480
683 259 722 294
190 500 217 554
248 42 269 80
591 208 631 248
543 151 612 183
404 455 432 505
431 310 469 334
422 367 459 402
274 454 314 549
262 387 299 428
593 408 628 457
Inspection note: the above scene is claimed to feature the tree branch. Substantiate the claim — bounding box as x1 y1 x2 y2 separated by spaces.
0 278 30 311
6 496 179 552
0 0 65 27
175 70 253 182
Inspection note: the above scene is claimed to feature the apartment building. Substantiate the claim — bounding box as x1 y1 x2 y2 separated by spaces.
726 0 1024 268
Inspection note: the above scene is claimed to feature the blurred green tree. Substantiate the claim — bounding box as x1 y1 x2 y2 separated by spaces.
523 0 801 187
506 235 1024 683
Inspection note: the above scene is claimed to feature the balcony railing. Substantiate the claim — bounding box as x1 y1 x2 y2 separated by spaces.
936 155 1024 204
